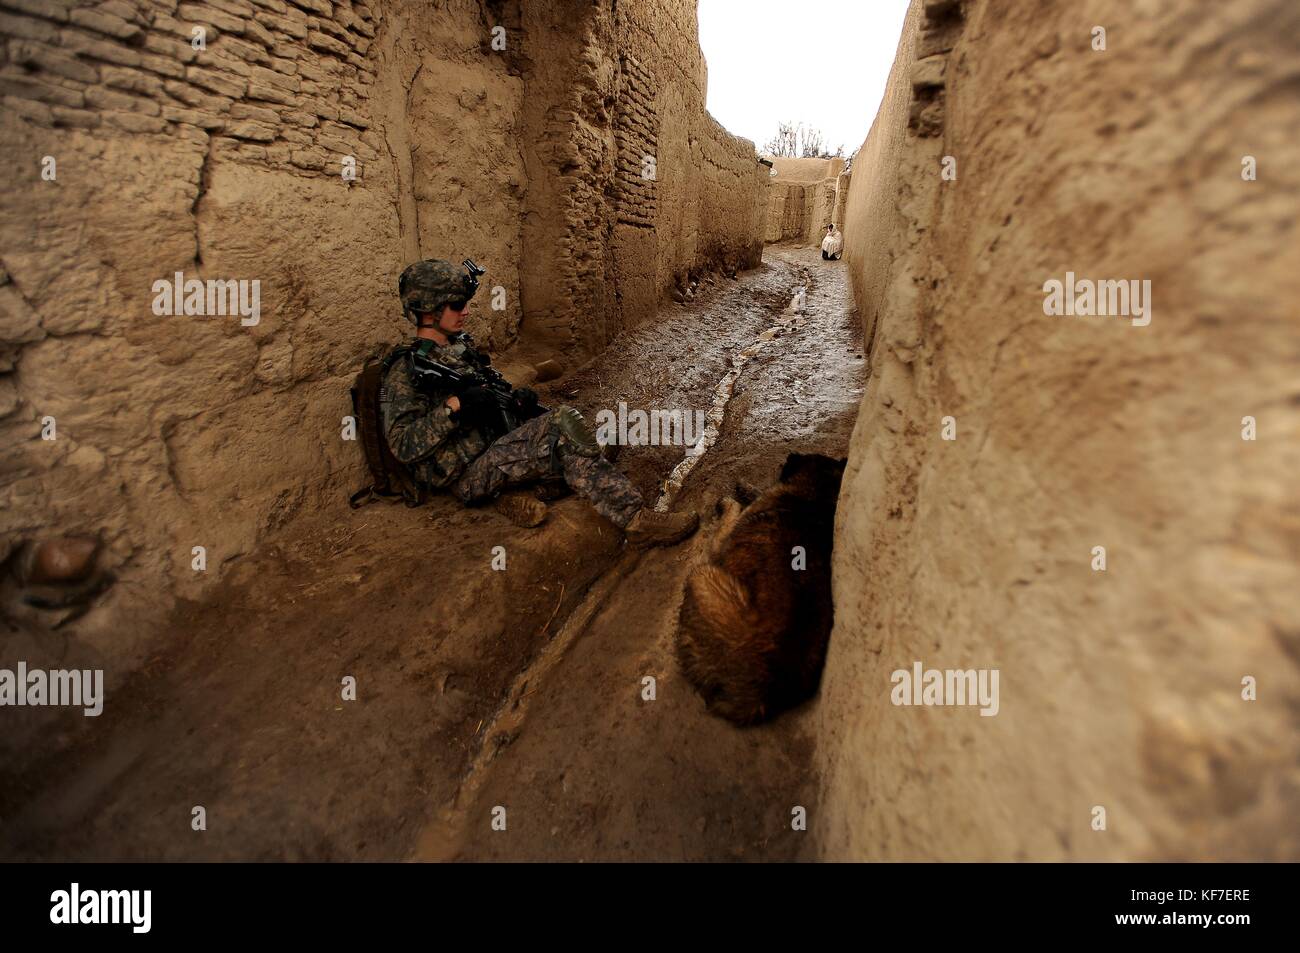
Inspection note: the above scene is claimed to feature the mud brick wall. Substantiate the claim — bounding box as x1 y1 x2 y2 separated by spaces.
805 175 837 241
612 51 657 231
692 109 764 268
764 178 806 242
0 0 380 172
519 0 768 356
762 155 846 245
613 0 765 319
830 168 850 225
817 0 1299 861
0 0 411 662
1 0 766 661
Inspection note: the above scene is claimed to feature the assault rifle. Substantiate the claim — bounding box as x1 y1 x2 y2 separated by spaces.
409 349 547 441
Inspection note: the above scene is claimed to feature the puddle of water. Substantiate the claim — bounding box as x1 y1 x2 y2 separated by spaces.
653 271 817 511
654 314 799 511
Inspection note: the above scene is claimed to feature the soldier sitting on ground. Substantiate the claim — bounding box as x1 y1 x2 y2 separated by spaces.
379 259 698 547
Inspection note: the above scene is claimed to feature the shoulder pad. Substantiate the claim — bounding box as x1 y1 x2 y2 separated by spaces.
382 342 417 368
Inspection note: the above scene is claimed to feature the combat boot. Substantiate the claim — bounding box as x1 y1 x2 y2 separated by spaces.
494 490 548 528
624 508 699 548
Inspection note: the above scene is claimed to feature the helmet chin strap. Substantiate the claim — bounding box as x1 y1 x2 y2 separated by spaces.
437 312 461 337
411 309 461 343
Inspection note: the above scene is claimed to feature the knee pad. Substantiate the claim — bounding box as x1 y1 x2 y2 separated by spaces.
552 406 601 458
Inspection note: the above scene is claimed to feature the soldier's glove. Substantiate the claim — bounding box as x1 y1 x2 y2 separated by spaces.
453 386 498 429
511 387 540 418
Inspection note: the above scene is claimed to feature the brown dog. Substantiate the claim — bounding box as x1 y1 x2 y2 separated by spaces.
676 453 846 725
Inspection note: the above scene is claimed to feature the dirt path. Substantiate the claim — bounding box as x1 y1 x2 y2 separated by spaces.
1 246 864 862
419 246 866 860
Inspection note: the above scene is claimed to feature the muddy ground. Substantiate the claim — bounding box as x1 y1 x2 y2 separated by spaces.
1 246 864 862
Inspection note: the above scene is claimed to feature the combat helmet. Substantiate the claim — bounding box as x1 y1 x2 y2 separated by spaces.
398 259 485 324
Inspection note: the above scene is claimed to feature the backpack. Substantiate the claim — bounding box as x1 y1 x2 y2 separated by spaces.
348 345 427 508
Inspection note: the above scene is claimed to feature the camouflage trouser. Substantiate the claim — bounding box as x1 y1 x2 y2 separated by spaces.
452 408 644 528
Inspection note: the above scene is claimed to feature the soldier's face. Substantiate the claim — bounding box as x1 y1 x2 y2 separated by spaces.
438 303 469 333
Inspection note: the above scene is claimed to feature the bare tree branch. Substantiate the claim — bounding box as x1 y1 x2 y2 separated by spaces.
763 121 838 160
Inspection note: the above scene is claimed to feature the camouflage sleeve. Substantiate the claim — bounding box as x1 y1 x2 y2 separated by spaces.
382 355 460 466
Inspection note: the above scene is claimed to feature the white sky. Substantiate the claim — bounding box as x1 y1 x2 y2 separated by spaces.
697 0 912 156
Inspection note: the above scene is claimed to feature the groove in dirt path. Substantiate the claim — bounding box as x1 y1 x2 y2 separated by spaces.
415 246 866 861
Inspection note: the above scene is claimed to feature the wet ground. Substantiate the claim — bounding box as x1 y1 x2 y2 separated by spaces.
1 245 865 862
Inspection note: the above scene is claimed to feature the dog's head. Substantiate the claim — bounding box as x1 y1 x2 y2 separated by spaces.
778 453 847 498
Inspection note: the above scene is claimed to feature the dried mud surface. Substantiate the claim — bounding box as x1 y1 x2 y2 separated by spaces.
1 247 864 861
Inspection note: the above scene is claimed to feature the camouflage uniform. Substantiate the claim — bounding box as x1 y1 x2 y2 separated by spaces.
381 335 491 489
382 333 644 528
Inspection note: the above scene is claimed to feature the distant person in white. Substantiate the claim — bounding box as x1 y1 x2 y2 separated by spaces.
821 223 843 261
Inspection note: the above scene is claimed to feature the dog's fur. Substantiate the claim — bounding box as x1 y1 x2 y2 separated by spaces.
676 452 846 725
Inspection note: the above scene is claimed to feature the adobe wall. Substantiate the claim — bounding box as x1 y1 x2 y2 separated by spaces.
816 0 1300 861
763 154 847 245
519 0 768 355
769 155 833 182
0 0 766 658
